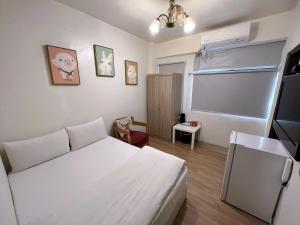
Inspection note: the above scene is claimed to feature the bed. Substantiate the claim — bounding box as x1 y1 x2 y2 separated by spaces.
2 118 187 225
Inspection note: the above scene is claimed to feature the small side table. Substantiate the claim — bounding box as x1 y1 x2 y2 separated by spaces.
172 123 202 149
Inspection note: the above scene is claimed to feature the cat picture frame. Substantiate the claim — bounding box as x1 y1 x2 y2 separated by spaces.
46 45 80 85
93 45 115 77
125 60 138 85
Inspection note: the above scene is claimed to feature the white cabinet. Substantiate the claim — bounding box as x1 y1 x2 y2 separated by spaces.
220 131 292 223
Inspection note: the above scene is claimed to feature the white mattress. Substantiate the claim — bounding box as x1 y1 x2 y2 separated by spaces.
151 166 187 225
8 137 186 225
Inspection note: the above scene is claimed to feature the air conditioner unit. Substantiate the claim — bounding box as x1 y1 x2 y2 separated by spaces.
200 22 251 50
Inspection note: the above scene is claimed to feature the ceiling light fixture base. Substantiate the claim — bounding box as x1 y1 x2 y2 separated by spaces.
149 0 195 35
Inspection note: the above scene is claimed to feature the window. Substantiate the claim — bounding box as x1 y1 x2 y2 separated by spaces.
191 41 286 118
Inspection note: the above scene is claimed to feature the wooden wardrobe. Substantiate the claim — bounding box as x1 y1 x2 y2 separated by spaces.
147 73 182 140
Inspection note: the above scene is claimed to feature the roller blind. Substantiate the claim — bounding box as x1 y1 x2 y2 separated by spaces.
192 40 286 118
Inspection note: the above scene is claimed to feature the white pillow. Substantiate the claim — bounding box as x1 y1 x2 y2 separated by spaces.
0 157 18 225
66 117 108 151
3 129 70 173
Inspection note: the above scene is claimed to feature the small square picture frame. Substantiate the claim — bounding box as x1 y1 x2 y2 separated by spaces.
125 60 138 85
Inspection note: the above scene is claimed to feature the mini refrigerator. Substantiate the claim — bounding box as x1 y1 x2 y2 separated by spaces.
220 131 292 223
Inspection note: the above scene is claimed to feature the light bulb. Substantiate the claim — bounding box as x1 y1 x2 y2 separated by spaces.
149 19 160 35
184 16 195 33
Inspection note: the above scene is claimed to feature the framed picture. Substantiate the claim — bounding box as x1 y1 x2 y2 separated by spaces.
125 60 138 85
46 45 80 85
93 45 115 77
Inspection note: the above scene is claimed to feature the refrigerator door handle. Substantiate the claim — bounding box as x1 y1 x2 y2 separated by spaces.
281 158 293 185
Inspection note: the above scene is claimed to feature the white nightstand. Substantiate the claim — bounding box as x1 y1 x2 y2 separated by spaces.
172 123 202 149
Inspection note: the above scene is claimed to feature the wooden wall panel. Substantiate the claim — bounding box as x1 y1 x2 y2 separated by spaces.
147 75 160 136
159 76 172 139
172 74 182 125
147 74 182 140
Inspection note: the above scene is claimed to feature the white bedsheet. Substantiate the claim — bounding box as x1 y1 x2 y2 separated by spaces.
9 137 185 225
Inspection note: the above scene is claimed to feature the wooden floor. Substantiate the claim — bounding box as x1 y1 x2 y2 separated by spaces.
148 137 267 225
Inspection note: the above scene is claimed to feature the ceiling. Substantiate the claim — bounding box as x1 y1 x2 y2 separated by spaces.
56 0 298 43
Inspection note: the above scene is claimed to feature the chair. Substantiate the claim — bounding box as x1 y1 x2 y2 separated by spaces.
114 116 149 148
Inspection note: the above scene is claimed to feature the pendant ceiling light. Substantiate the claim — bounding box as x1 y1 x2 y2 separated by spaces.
149 0 195 35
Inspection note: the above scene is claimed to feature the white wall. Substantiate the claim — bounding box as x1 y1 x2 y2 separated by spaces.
273 2 300 225
150 11 293 147
188 112 267 147
0 0 148 152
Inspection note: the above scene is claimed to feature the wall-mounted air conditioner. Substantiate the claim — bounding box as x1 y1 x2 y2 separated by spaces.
200 22 251 50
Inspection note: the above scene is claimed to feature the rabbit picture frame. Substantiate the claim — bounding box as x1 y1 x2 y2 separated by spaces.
93 45 115 77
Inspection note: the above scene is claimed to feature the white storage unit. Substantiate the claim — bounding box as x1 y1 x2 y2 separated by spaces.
220 131 292 223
